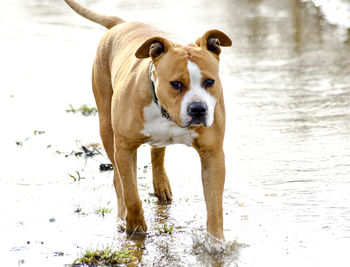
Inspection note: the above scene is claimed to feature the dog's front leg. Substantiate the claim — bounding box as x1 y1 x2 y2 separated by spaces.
197 148 225 240
151 147 172 201
114 141 147 233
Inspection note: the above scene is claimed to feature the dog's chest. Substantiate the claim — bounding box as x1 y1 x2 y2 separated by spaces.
141 102 197 147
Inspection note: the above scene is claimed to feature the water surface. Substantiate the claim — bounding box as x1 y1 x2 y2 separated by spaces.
1 0 350 266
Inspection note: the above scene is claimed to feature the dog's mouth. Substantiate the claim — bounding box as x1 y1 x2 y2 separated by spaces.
183 115 207 128
183 101 209 127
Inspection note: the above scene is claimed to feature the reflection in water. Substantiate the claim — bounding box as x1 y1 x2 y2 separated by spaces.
1 0 350 266
222 2 350 265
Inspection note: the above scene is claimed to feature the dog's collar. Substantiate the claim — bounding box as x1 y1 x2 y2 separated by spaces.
148 62 172 121
148 62 158 104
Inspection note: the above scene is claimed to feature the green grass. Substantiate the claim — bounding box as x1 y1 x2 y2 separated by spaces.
157 223 173 235
96 207 112 217
66 104 97 116
72 243 138 266
33 130 45 135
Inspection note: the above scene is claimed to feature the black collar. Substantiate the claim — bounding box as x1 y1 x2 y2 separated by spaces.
148 62 172 120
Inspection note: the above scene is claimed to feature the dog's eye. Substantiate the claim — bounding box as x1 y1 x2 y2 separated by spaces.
203 79 215 88
170 81 184 90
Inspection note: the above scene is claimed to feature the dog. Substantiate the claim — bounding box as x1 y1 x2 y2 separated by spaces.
64 0 231 240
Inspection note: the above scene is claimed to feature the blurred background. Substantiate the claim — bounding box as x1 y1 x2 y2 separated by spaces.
1 0 350 266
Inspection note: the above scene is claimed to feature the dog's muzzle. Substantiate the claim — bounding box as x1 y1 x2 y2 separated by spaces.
186 101 208 126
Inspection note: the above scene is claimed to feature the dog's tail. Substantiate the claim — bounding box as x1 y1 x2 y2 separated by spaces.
64 0 124 29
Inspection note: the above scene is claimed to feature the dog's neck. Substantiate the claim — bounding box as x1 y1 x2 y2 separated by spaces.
149 62 172 121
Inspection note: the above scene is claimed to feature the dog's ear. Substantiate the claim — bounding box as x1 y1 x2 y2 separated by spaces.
196 29 232 57
135 36 172 59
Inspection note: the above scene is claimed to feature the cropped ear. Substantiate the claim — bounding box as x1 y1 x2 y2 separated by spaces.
196 29 232 56
135 36 173 59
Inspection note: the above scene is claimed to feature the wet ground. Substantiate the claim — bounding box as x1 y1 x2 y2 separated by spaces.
1 0 350 266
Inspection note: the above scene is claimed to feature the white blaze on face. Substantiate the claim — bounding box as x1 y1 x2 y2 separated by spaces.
141 102 198 147
181 60 217 127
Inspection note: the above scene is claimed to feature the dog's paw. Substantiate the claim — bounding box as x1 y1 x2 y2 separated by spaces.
153 177 173 201
126 216 147 234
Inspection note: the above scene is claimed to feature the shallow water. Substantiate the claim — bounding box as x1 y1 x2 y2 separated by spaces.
1 0 350 266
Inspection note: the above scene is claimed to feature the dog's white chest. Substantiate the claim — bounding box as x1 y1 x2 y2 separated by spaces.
141 102 197 147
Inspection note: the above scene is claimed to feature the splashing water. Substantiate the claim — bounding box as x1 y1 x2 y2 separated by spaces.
191 230 246 266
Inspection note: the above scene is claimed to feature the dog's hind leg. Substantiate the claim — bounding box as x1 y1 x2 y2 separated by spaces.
151 147 172 201
92 63 126 219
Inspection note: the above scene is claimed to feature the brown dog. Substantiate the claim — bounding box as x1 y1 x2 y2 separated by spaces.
64 0 231 240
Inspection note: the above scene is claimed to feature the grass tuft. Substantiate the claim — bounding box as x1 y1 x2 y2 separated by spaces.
96 207 112 217
72 243 138 266
157 223 173 235
66 104 97 116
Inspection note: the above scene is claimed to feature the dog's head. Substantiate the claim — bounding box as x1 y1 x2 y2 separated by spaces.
136 30 231 128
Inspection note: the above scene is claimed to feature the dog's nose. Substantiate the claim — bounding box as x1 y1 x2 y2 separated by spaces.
187 102 207 119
